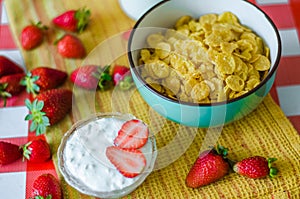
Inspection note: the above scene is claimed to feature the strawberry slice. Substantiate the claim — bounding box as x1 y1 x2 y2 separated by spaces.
106 146 146 178
114 119 149 149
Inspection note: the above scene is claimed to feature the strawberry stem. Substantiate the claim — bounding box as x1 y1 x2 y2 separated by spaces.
22 141 32 161
267 158 278 178
53 32 65 45
31 195 52 199
93 65 113 91
0 83 12 107
35 21 48 30
24 99 50 135
214 145 229 158
118 75 134 90
75 7 91 33
20 72 40 95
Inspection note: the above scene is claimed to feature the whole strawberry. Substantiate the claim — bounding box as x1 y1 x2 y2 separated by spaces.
0 73 25 95
53 7 91 33
22 138 51 163
0 73 26 106
70 65 113 90
21 22 48 50
0 55 24 78
233 156 278 179
25 88 73 135
20 67 68 94
186 145 230 188
31 173 62 199
57 34 86 58
0 141 22 165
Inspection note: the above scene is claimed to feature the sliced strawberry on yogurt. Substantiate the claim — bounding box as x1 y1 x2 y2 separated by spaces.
114 119 149 149
106 146 146 178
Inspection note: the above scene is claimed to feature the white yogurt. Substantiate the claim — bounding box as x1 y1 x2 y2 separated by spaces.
62 117 154 192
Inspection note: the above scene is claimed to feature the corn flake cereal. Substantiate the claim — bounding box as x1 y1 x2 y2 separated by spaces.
138 12 271 103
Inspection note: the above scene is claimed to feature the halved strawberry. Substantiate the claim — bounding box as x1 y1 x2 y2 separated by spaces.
114 119 149 149
106 146 146 178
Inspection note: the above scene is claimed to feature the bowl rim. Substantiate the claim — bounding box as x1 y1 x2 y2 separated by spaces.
128 0 282 107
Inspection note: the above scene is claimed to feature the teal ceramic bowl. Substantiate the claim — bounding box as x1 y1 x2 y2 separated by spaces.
128 0 281 128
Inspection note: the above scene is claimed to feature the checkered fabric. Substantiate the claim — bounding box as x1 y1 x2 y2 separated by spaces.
0 0 299 198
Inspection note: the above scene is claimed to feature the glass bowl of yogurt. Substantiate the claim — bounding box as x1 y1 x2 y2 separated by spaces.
57 112 157 198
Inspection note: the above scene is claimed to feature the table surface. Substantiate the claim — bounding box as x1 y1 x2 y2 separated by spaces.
0 0 299 198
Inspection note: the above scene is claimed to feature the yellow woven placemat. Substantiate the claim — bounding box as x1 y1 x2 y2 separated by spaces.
5 0 300 198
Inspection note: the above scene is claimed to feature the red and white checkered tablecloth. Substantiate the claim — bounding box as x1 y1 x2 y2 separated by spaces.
0 0 299 198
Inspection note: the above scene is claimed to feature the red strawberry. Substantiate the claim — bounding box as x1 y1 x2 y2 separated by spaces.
0 55 24 78
20 67 68 94
25 88 73 135
106 146 146 178
112 65 134 90
186 145 230 188
0 141 22 165
233 156 278 179
0 73 25 106
112 65 129 85
21 22 48 50
114 119 149 149
122 29 132 40
31 173 62 199
0 73 25 95
22 138 51 163
70 65 113 90
70 65 100 89
53 8 91 33
56 34 86 58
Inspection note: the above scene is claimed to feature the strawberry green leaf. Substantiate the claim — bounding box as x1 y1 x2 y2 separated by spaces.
0 83 12 107
267 158 278 178
25 114 33 121
75 7 91 33
24 99 50 135
214 145 229 158
31 195 52 199
30 120 38 132
35 100 44 111
35 21 48 30
94 65 113 91
22 141 32 160
20 72 40 95
117 75 134 90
